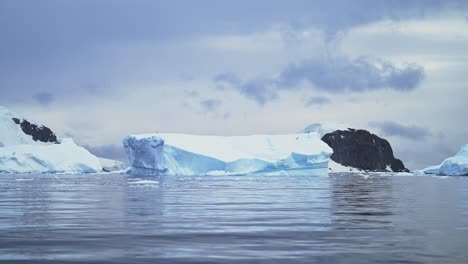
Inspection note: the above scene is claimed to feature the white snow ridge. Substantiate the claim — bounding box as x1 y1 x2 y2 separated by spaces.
123 133 332 176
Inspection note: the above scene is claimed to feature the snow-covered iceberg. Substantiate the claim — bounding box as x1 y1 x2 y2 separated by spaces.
422 144 468 176
123 133 332 176
0 138 102 174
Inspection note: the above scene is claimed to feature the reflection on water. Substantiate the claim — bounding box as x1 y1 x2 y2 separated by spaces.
0 173 467 263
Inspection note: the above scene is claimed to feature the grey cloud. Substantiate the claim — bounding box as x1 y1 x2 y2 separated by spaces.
369 121 431 140
215 56 424 105
304 96 331 107
215 73 276 105
214 72 243 87
223 112 231 120
0 0 457 105
200 99 222 112
33 92 54 106
277 57 425 92
184 90 200 97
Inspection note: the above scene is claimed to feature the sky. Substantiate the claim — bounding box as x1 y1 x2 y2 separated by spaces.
1 0 467 169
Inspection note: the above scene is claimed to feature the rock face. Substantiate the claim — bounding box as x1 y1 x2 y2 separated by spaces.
12 118 59 144
321 129 409 172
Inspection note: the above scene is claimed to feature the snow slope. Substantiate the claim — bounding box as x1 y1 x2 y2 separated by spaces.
301 122 351 136
0 106 38 147
0 106 105 174
421 144 468 176
0 138 102 174
123 133 332 176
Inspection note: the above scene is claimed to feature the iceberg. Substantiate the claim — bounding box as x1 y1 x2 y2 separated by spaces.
422 144 468 176
123 133 332 176
0 138 102 174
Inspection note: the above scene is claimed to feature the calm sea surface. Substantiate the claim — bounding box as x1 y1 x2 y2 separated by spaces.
0 173 467 264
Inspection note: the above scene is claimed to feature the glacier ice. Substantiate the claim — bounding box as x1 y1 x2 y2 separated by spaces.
422 144 468 176
0 138 102 174
123 133 332 176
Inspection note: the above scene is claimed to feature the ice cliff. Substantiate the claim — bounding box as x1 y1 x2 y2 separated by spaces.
123 133 332 176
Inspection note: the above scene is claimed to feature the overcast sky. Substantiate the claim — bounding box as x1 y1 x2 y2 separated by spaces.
1 0 467 169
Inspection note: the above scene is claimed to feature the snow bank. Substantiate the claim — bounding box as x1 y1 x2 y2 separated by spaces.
123 133 332 176
0 138 102 174
421 144 468 176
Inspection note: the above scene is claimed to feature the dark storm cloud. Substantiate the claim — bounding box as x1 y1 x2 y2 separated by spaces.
200 99 222 112
33 92 54 106
215 57 424 105
304 96 331 107
369 121 431 140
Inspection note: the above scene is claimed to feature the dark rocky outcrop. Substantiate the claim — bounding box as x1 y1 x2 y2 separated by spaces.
321 129 409 172
12 117 59 144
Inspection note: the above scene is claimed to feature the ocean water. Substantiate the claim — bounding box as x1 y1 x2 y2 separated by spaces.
0 173 467 264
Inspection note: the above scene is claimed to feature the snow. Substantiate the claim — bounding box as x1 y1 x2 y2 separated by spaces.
0 106 105 174
301 122 351 136
123 133 332 176
328 160 360 173
98 157 126 172
421 144 468 176
0 138 102 174
0 106 40 147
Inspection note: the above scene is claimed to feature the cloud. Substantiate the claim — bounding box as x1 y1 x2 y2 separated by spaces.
200 99 222 112
369 121 431 140
304 96 331 107
184 90 200 97
33 92 54 106
215 56 424 105
215 73 276 105
277 57 425 92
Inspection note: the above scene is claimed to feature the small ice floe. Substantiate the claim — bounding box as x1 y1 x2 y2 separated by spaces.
128 179 160 187
15 178 34 181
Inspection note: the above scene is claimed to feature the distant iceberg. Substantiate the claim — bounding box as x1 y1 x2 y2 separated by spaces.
421 144 468 176
123 133 332 176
